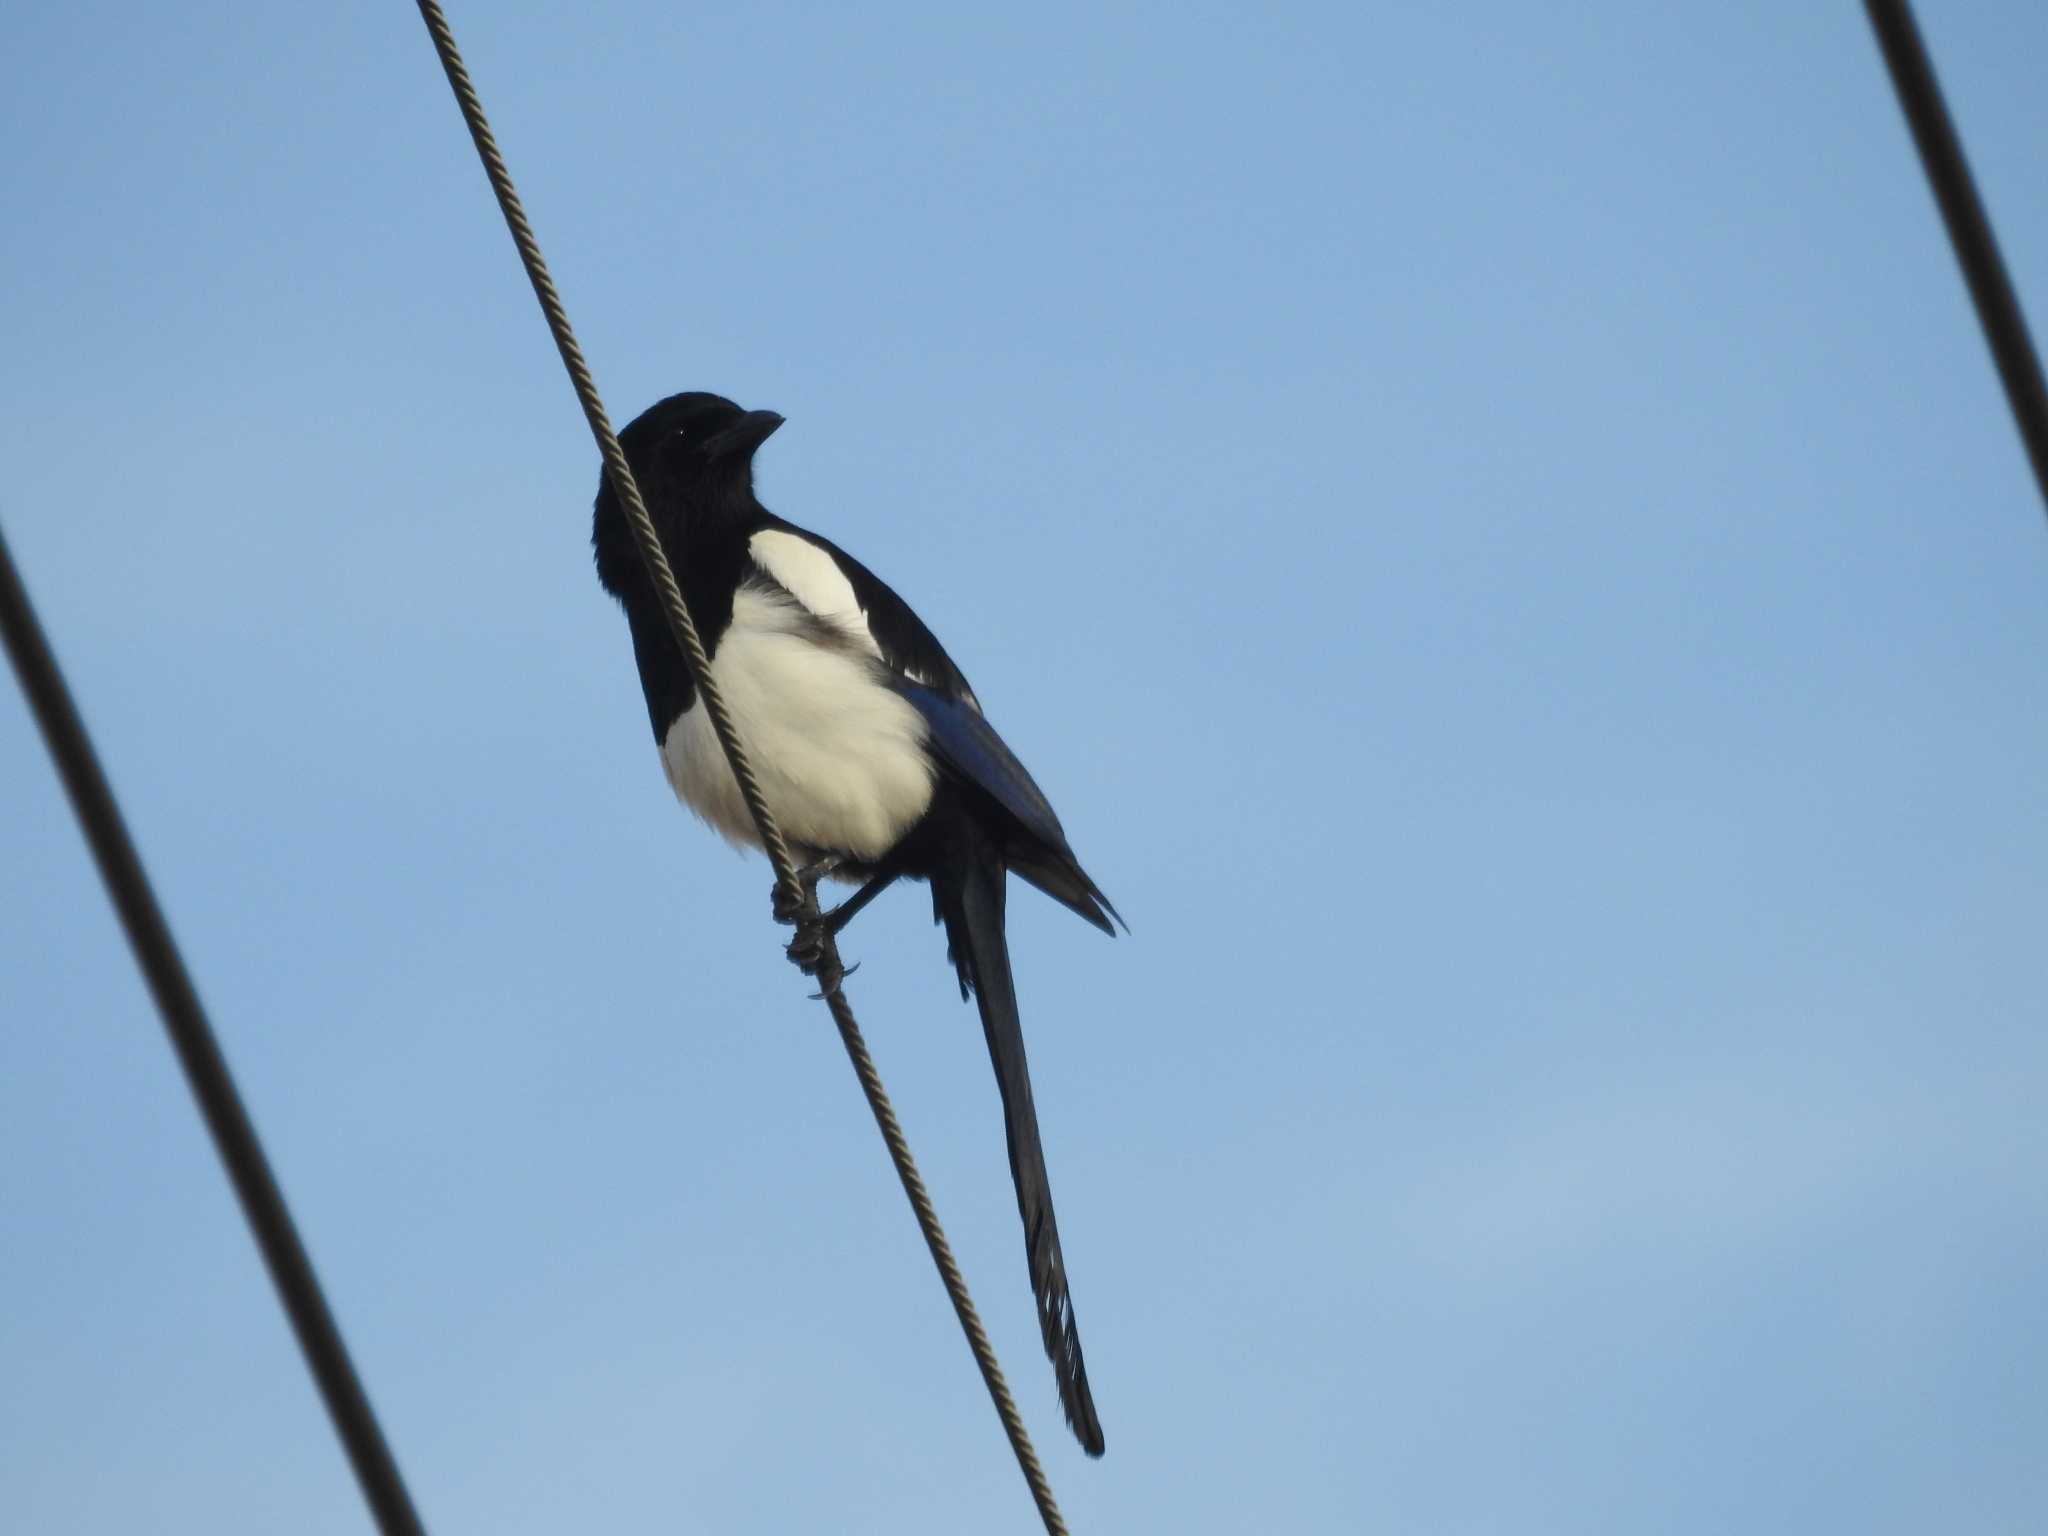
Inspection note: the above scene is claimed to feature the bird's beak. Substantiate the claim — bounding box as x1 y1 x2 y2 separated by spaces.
706 409 785 459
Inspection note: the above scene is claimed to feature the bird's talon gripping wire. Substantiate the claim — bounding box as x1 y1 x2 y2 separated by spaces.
771 885 802 926
808 960 861 1000
774 854 844 927
778 864 852 995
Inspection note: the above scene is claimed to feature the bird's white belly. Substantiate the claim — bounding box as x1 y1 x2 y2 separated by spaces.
659 587 933 862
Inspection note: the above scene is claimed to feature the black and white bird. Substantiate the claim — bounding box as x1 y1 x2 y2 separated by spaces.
591 390 1119 1456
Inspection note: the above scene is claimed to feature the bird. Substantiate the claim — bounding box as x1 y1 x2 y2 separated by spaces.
591 390 1119 1457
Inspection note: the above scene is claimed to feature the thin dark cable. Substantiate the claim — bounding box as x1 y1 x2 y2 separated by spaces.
1866 0 2048 517
410 5 1071 1529
0 523 427 1536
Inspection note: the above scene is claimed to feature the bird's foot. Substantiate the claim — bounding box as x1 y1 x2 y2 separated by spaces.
786 916 853 997
804 959 860 1002
771 880 805 927
771 855 843 927
775 861 852 996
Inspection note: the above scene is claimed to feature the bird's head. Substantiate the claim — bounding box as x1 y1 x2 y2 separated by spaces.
592 391 785 598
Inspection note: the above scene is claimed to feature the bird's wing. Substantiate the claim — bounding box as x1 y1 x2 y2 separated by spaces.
745 519 979 707
746 516 1120 934
902 684 1067 850
905 685 1121 936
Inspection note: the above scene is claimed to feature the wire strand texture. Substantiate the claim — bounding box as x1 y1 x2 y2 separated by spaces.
412 4 1071 1530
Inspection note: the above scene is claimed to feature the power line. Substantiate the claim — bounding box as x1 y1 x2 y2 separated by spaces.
0 523 428 1536
1865 0 2048 517
23 7 2033 1531
410 4 1074 1530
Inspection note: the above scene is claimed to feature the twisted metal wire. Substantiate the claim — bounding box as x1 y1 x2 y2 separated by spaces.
821 985 1068 1534
413 5 1070 1529
410 5 798 909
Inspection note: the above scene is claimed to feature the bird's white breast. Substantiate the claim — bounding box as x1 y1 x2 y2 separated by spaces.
659 585 933 862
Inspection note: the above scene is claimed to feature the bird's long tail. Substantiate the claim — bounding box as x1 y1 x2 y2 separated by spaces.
940 852 1105 1458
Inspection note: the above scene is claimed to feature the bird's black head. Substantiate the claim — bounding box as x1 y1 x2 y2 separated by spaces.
592 391 785 600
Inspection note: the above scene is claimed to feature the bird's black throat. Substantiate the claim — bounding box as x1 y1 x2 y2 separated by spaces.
592 393 778 742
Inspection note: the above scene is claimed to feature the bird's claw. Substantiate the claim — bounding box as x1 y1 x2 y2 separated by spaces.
772 856 844 928
786 920 849 995
807 960 859 1001
771 880 806 927
802 958 860 1003
784 916 826 969
775 870 852 994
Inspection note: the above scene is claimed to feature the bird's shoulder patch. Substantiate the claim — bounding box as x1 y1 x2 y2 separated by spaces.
733 572 873 661
746 528 883 661
746 518 982 710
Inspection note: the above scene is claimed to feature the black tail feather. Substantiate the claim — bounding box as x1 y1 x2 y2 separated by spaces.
938 853 1106 1458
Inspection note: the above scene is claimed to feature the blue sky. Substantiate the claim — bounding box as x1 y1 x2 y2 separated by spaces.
4 3 2045 1532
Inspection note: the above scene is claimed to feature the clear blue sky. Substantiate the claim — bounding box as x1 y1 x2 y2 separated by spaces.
4 4 2045 1532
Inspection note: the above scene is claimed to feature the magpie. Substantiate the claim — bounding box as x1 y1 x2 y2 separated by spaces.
591 390 1119 1457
